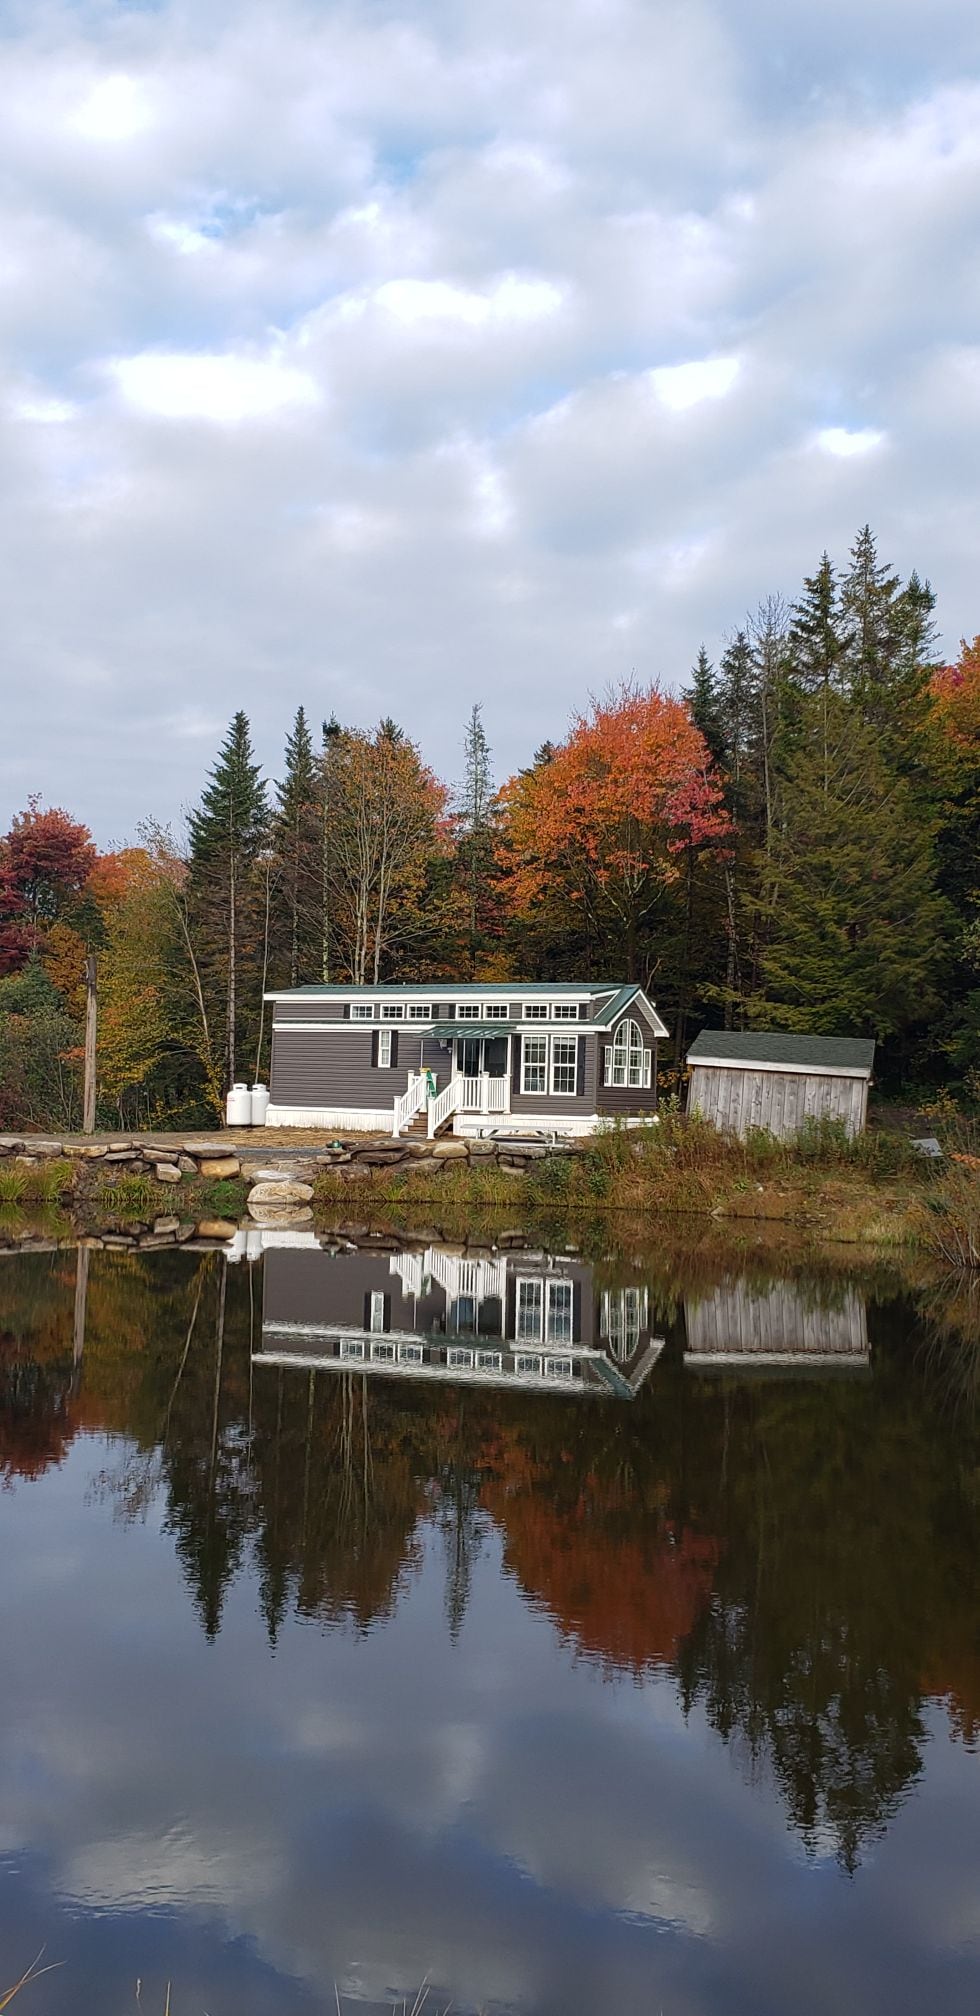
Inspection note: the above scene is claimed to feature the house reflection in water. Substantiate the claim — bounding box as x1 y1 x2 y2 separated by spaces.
255 1235 663 1399
684 1278 870 1371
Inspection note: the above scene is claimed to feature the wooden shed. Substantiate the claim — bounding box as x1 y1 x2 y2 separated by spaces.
686 1030 875 1140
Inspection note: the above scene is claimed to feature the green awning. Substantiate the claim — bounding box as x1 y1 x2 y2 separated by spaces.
429 1022 518 1039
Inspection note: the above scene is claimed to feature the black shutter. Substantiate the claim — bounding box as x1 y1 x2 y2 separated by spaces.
579 1001 588 1020
371 1030 379 1067
572 1281 582 1344
363 1291 372 1329
505 1273 516 1343
391 1031 399 1069
511 1036 522 1092
576 1035 586 1097
652 1039 658 1109
343 1002 351 1019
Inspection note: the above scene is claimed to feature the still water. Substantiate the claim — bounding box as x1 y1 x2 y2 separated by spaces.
1 1226 979 2015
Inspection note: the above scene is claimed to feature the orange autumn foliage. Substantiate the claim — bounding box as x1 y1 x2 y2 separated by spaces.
499 683 731 972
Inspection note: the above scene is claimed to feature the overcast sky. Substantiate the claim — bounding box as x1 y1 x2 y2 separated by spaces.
1 0 979 844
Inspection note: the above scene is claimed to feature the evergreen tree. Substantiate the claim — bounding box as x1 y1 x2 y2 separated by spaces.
187 712 269 1090
788 553 849 697
758 694 948 1040
716 631 756 807
320 716 342 982
687 647 726 766
456 703 496 976
273 706 321 987
840 528 935 778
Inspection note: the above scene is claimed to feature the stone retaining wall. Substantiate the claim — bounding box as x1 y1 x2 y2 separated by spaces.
0 1131 586 1186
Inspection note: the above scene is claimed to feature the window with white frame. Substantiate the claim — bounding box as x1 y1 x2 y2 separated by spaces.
523 1002 548 1019
477 1349 502 1371
516 1278 544 1340
605 1017 650 1088
399 1342 423 1364
546 1356 574 1380
447 1346 473 1369
407 1003 430 1019
551 1035 578 1096
371 1341 396 1362
553 1002 579 1020
515 1353 542 1376
547 1279 574 1343
369 1291 386 1333
351 1002 374 1020
484 1002 508 1018
600 1287 648 1359
381 1004 404 1020
340 1339 365 1360
377 1028 394 1068
456 1002 480 1018
521 1035 548 1093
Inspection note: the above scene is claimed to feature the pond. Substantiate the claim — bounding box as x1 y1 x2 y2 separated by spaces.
0 1225 979 2015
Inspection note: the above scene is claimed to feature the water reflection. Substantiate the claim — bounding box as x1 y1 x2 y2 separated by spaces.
1 1232 980 2012
258 1235 663 1398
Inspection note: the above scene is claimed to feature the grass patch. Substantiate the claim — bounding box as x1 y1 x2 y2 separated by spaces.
311 1114 938 1253
0 1159 73 1205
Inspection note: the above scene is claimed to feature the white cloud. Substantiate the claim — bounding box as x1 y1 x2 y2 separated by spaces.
71 73 153 144
813 426 886 458
0 0 978 837
649 356 741 411
109 349 322 422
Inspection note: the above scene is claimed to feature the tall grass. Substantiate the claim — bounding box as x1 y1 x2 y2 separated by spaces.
0 1160 73 1205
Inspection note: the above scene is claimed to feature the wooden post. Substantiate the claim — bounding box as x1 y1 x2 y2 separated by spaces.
83 954 98 1134
73 1245 89 1369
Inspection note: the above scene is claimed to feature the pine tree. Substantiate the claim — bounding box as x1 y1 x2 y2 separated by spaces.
788 553 849 697
842 529 937 780
273 706 321 987
688 647 726 766
456 703 495 976
320 717 342 982
187 712 269 1089
758 693 948 1039
716 631 756 805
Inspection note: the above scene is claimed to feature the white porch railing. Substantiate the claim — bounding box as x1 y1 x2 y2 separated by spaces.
392 1072 428 1138
427 1074 510 1137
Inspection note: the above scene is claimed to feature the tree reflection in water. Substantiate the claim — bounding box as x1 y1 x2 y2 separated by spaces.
1 1235 979 1871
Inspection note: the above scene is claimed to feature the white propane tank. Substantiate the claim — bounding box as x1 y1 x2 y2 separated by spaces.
225 1082 252 1126
250 1082 270 1127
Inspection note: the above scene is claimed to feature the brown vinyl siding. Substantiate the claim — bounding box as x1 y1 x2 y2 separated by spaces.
510 1032 599 1116
273 1000 347 1023
271 1028 426 1108
596 1005 661 1117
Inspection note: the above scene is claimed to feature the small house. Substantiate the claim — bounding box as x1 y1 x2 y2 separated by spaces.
686 1030 875 1140
264 981 668 1137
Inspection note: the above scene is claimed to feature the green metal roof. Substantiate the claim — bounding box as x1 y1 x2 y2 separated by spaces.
268 981 626 997
687 1030 875 1073
592 984 641 1026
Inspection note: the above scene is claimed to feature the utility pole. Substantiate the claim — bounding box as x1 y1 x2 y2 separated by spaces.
83 954 98 1133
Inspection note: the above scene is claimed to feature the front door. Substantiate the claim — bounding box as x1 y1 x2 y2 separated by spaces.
457 1036 482 1078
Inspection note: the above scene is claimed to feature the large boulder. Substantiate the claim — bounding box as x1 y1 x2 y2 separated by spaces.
154 1163 182 1184
247 1203 315 1228
197 1156 241 1180
432 1140 469 1158
248 1179 314 1207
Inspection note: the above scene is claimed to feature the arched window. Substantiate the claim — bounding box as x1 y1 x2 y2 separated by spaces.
607 1017 650 1089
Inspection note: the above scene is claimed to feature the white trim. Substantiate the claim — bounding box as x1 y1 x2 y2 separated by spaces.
520 1032 549 1094
689 1055 872 1081
377 1027 394 1068
264 1103 395 1130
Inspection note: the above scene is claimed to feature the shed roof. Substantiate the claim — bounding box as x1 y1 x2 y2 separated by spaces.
430 1021 519 1038
687 1030 875 1075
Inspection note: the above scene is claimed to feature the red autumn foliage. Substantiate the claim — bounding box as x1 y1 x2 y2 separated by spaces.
4 799 97 936
499 683 732 974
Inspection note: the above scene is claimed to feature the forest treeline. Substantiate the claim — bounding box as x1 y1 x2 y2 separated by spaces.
1 524 979 1129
